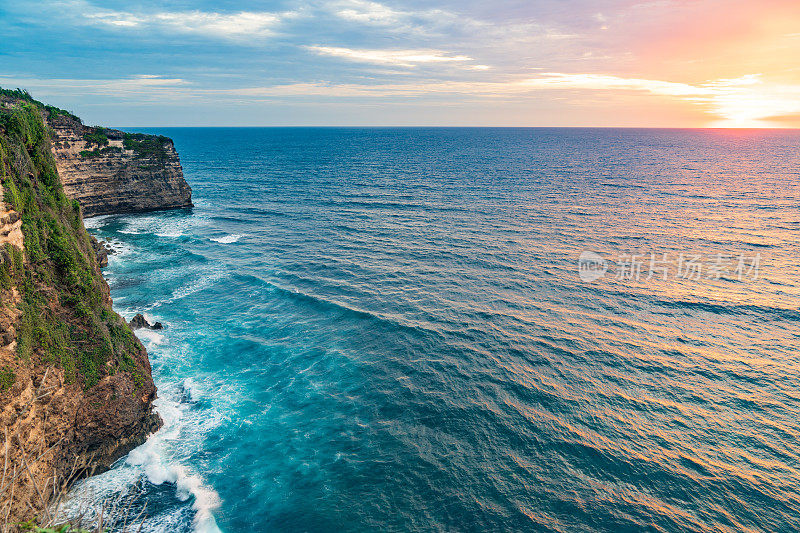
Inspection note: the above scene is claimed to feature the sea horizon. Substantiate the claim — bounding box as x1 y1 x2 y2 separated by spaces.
114 125 800 130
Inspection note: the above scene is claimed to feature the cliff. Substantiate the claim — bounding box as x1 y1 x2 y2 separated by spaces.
0 89 161 526
49 115 191 217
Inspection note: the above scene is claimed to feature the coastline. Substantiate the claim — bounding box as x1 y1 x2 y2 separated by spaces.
0 88 196 530
60 213 223 532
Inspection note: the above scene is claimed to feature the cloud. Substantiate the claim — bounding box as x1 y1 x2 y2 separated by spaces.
518 73 713 97
6 71 800 127
225 73 712 99
0 75 191 102
307 46 475 67
226 72 800 126
81 4 293 40
333 0 404 25
326 0 570 44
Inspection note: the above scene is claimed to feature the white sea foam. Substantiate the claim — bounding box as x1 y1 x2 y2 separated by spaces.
105 239 133 254
118 210 210 239
105 242 134 267
58 376 224 532
82 215 111 230
146 268 229 311
182 377 204 403
135 328 165 348
156 229 185 238
177 470 222 532
123 391 223 532
210 234 243 244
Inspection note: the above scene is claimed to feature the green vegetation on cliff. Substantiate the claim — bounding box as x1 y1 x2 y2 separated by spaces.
0 88 81 124
82 130 109 147
20 521 93 532
0 98 143 389
122 132 170 161
0 365 14 390
79 146 122 159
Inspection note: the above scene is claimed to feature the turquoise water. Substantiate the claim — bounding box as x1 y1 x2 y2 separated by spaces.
69 128 800 532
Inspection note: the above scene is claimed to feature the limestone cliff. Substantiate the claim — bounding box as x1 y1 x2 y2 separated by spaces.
0 89 161 527
49 115 192 217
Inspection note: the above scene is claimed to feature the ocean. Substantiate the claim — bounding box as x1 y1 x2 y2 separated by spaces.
65 128 800 532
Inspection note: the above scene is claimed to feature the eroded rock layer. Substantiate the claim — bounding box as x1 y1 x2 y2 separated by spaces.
49 116 192 217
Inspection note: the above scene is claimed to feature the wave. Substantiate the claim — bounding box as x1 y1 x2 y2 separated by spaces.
144 268 231 311
117 211 210 239
82 214 111 229
104 241 134 263
156 230 186 238
210 234 243 244
57 386 222 532
653 298 800 320
125 387 222 533
127 443 221 533
256 277 448 343
134 324 166 348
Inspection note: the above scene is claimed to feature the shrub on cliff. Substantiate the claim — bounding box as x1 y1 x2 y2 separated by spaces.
122 132 170 161
82 130 108 148
78 146 122 159
0 365 14 390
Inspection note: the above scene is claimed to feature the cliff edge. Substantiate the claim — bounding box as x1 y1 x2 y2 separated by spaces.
49 114 191 217
0 89 161 526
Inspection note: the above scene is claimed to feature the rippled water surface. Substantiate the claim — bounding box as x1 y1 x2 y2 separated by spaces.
70 128 800 532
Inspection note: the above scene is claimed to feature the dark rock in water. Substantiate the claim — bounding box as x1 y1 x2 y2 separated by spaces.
129 313 164 330
129 313 150 329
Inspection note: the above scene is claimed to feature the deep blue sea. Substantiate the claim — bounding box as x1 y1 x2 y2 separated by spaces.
65 128 800 532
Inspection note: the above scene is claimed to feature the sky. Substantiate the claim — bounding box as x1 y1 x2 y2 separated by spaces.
1 0 799 127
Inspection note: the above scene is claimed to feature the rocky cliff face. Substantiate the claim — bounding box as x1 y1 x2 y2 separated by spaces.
49 116 192 217
0 90 161 527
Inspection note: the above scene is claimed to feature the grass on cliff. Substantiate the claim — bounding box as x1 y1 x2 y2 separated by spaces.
82 131 109 148
0 88 81 124
20 524 93 533
0 365 14 390
122 132 170 161
0 100 143 389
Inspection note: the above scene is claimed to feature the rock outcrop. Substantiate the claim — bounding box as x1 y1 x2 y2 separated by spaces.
90 236 111 268
128 313 163 331
0 89 162 526
0 206 22 251
49 115 192 216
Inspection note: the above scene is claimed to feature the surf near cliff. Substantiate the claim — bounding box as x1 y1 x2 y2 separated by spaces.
0 87 199 531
